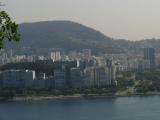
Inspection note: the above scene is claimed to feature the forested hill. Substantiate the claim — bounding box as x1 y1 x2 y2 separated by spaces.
5 21 129 53
5 21 160 54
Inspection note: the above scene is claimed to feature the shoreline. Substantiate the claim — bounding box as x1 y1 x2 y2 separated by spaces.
2 95 83 102
1 92 160 102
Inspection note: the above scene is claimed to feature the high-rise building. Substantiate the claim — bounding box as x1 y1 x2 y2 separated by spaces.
50 51 61 61
35 73 46 89
0 70 35 88
106 59 116 85
54 70 66 90
84 66 111 87
0 72 2 88
70 68 84 88
143 48 155 69
45 76 54 89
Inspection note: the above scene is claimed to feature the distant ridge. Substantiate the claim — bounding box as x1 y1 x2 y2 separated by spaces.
5 21 160 54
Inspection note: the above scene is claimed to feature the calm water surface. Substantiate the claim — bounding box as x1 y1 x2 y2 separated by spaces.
0 96 160 120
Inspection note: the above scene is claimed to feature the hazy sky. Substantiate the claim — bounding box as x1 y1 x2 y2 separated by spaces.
4 0 160 40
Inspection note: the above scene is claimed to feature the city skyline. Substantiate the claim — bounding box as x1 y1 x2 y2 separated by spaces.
4 0 160 40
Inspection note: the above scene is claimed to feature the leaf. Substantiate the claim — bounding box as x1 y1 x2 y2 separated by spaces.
0 10 20 48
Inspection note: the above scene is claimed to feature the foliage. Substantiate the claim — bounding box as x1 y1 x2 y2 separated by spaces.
134 80 153 93
136 69 160 81
0 11 20 48
7 21 128 54
0 86 118 98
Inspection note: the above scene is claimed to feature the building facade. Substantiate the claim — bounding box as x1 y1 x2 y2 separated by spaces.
143 48 156 69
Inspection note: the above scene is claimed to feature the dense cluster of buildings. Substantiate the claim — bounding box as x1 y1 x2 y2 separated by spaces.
0 60 116 90
0 47 157 90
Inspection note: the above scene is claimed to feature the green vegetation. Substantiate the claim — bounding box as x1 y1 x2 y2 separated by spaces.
0 11 20 48
0 87 118 99
117 69 160 94
6 21 160 55
1 65 160 98
7 21 129 54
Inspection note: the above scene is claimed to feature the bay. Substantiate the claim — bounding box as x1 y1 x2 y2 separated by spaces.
0 96 160 120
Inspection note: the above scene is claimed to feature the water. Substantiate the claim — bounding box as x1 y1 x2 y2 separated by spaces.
0 96 160 120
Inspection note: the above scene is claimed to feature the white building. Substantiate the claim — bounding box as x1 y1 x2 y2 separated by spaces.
50 51 61 61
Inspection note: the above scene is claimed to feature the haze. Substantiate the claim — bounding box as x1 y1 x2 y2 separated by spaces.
4 0 160 40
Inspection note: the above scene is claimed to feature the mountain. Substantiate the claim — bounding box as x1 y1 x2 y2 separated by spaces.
5 20 160 54
6 21 129 54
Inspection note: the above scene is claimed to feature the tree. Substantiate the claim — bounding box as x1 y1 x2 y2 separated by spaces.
0 10 20 48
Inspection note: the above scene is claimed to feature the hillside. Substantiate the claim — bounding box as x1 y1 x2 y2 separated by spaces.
5 21 160 54
6 21 128 54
